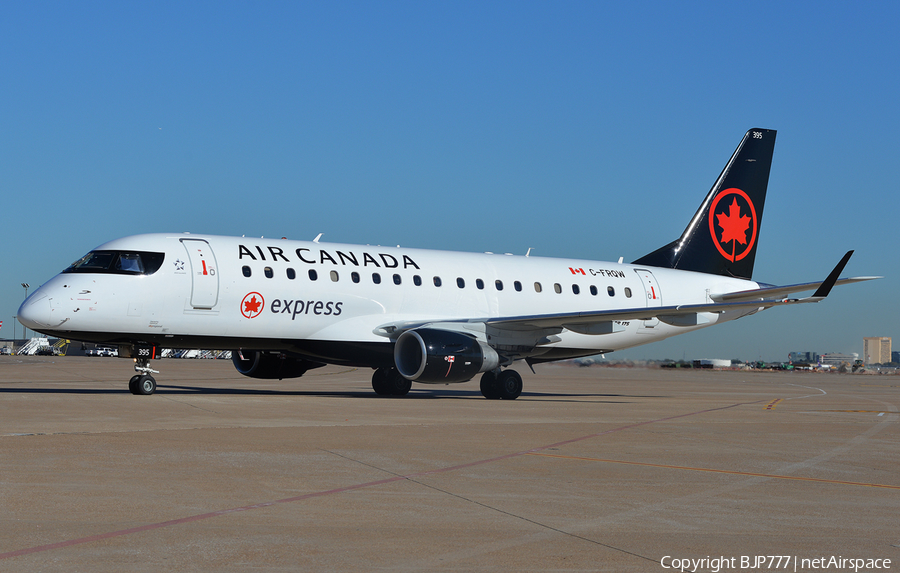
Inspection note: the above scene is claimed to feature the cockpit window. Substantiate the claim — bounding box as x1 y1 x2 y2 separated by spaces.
67 251 116 272
117 254 144 273
63 250 165 276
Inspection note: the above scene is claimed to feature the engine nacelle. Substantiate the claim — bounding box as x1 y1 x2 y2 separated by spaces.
232 351 324 380
394 329 500 383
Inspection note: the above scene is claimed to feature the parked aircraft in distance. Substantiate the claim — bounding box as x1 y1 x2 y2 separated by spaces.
17 129 877 399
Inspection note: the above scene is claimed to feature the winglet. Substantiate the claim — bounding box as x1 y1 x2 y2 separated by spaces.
811 251 854 298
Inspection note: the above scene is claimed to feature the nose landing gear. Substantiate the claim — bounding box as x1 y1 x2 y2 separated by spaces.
128 357 159 395
129 373 157 395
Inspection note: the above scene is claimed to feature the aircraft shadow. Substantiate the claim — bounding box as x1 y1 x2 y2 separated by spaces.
0 385 657 401
162 385 657 401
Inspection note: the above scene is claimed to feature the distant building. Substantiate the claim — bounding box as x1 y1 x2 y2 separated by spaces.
789 351 818 364
893 351 900 364
820 352 859 367
863 337 892 365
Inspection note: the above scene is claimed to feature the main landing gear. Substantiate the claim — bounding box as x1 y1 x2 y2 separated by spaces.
370 367 523 399
479 369 523 400
128 357 159 395
371 367 412 396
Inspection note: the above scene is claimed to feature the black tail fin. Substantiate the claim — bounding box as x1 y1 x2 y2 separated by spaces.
633 128 776 279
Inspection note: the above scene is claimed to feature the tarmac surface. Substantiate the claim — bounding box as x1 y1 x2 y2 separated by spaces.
0 356 898 572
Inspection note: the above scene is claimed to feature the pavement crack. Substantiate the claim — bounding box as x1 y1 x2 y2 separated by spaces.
318 448 657 564
158 394 219 413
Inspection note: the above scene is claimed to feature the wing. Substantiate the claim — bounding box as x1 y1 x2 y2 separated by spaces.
374 251 879 344
712 251 880 303
486 251 879 333
711 277 878 303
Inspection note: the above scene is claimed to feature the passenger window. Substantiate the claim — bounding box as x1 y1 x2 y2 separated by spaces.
287 268 296 280
352 271 360 283
514 281 522 292
572 284 580 295
495 280 503 291
330 270 339 282
625 287 632 298
308 269 318 281
373 273 381 284
433 276 442 287
457 277 465 288
242 266 252 278
393 274 402 285
414 275 422 286
534 282 542 293
607 286 615 296
264 267 274 279
554 283 562 294
476 279 484 290
590 285 598 296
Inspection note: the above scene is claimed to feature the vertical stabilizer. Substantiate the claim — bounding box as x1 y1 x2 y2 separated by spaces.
633 128 776 279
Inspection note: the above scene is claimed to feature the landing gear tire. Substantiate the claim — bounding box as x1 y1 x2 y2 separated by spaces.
372 368 412 396
134 375 157 396
480 371 501 400
496 370 522 400
372 368 391 395
387 369 412 396
131 356 160 396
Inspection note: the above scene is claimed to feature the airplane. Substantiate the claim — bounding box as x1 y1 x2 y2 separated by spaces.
17 128 877 399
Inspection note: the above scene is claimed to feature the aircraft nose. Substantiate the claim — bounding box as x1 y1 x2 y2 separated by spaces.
18 292 52 330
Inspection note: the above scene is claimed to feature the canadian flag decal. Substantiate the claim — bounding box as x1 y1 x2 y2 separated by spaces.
444 355 455 377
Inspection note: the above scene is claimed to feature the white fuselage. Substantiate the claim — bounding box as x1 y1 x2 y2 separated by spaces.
21 233 761 362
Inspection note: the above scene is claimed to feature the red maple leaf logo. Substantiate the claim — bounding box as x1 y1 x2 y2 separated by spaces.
240 292 265 318
244 296 261 314
708 188 757 263
715 198 751 261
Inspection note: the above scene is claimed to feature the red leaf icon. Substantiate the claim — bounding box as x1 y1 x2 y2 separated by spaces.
715 198 751 260
243 296 262 315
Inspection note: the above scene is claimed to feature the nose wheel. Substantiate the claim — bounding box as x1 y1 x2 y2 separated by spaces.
129 374 157 395
129 358 159 395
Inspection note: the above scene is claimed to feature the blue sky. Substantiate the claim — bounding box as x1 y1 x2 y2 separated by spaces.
1 1 896 361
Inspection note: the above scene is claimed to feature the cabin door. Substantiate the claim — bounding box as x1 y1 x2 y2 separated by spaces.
181 239 219 309
634 268 662 330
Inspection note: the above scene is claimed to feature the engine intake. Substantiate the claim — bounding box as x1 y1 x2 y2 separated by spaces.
232 351 324 380
394 329 499 383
